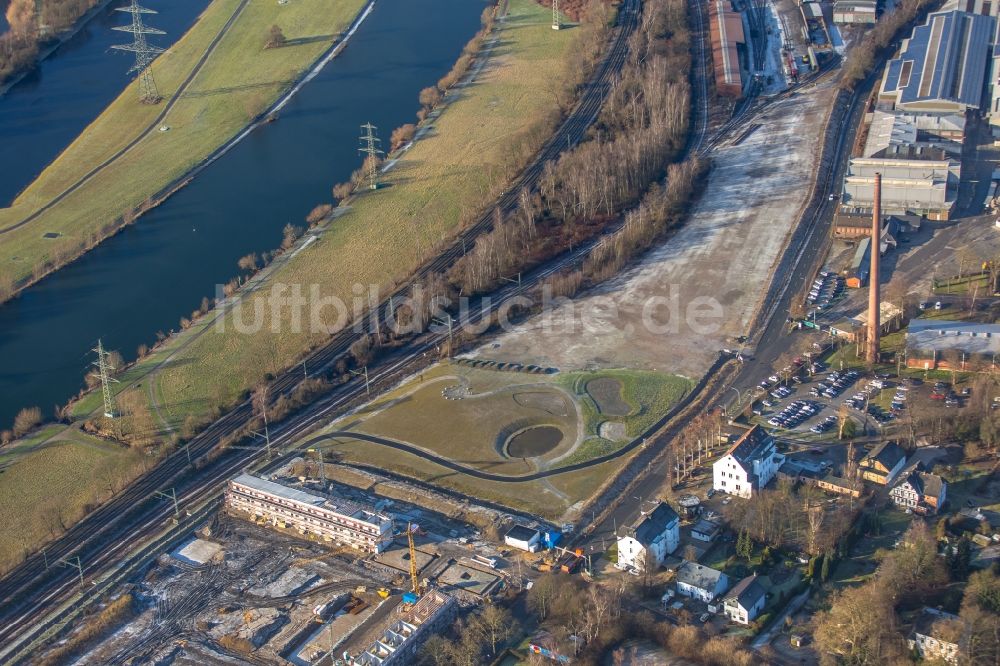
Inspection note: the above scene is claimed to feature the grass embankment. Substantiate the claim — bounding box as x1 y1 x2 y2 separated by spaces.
1 0 587 569
309 364 690 518
557 370 692 465
0 0 366 299
0 432 143 574
152 0 583 427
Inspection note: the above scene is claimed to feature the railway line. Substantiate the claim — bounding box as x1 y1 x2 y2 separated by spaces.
0 0 832 659
0 0 642 659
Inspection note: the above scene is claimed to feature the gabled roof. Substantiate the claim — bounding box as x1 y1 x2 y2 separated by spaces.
863 441 906 471
894 470 946 499
623 503 679 546
723 574 766 608
676 561 726 592
723 426 774 467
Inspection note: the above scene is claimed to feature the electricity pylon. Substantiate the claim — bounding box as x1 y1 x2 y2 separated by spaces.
358 122 384 190
552 0 560 30
111 0 165 104
92 339 119 419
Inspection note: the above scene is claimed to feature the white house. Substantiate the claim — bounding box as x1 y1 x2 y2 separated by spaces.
908 608 965 664
504 525 542 552
617 503 679 571
890 470 947 515
675 561 729 603
722 575 767 625
713 426 784 499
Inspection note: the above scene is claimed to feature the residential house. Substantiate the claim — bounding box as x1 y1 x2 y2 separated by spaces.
722 575 767 625
907 607 965 664
675 561 729 603
712 425 785 499
890 470 947 514
617 503 680 571
859 441 907 485
691 519 721 543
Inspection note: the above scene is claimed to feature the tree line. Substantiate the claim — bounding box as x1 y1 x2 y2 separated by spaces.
1 0 101 85
839 0 938 90
448 0 703 299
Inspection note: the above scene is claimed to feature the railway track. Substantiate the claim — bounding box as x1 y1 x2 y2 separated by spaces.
0 0 641 659
0 0 825 658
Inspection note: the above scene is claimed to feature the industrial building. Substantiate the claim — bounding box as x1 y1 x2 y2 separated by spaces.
350 590 455 665
708 0 745 97
905 319 1000 371
991 20 1000 137
877 10 996 115
225 474 393 553
841 148 960 220
833 0 877 24
861 110 965 157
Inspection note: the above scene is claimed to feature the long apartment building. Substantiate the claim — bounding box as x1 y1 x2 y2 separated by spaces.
225 473 393 553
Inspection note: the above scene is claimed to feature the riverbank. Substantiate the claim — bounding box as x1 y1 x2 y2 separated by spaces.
0 0 588 576
0 0 114 97
0 0 368 302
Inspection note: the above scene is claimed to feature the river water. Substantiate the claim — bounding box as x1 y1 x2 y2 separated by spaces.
0 0 209 205
0 0 485 427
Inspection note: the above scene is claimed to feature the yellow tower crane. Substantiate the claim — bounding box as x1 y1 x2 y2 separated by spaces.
407 522 421 596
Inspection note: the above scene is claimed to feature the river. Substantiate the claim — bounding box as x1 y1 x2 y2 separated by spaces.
0 0 485 428
0 0 209 205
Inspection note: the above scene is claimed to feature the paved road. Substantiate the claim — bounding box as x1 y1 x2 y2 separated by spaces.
0 0 646 659
581 67 871 559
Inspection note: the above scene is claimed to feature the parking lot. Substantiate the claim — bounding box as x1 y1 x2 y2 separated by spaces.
751 353 982 438
805 270 846 314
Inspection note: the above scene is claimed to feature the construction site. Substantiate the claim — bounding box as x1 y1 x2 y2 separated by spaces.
40 461 528 665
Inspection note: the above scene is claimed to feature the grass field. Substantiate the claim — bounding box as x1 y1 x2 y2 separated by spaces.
0 0 367 295
0 432 144 575
302 363 690 518
150 0 583 426
556 370 692 466
0 0 589 566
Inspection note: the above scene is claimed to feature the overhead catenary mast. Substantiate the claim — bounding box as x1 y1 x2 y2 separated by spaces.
111 0 166 104
358 122 384 190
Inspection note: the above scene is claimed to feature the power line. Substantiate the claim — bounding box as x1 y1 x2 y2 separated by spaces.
358 122 384 190
111 0 166 104
92 339 119 419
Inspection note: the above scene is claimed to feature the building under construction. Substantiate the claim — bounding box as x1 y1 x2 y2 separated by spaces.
350 590 456 665
225 473 393 553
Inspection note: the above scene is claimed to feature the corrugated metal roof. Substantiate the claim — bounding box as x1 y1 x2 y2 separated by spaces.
882 10 996 111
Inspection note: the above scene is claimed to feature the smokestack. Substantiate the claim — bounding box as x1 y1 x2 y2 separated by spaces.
867 172 881 364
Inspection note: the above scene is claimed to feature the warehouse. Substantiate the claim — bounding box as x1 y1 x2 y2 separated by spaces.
877 10 996 115
225 474 393 553
833 0 877 25
906 319 1000 371
708 0 745 98
841 147 960 220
